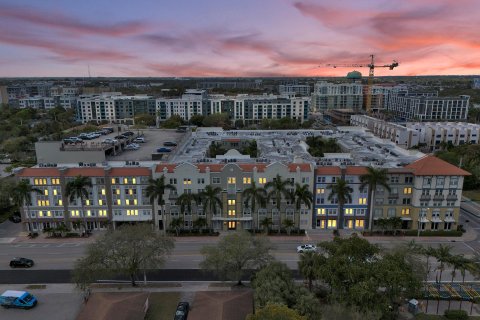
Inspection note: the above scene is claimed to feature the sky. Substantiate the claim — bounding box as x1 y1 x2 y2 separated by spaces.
1 0 479 77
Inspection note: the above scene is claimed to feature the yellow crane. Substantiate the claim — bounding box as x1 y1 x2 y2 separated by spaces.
325 55 399 114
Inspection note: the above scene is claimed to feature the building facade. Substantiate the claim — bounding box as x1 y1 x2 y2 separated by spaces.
311 81 363 112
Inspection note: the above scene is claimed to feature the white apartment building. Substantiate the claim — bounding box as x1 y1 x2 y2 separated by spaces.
278 84 311 97
311 81 363 112
19 97 47 109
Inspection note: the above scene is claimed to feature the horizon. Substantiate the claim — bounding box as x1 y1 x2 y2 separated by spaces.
1 0 480 77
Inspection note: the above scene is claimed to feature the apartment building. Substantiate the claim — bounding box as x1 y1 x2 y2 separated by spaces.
156 90 207 122
311 81 363 112
278 84 311 97
387 91 470 121
351 115 480 150
76 94 156 124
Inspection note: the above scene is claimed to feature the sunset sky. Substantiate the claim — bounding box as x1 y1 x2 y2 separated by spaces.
1 0 479 77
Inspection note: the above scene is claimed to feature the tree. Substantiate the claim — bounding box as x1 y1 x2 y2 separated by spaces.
202 113 231 129
260 217 273 233
73 224 174 288
298 251 323 292
134 113 156 126
200 231 273 285
327 179 353 226
360 167 391 232
160 115 185 129
388 216 402 235
146 176 176 231
170 217 184 236
265 174 293 232
65 175 92 234
189 114 205 127
283 219 295 236
434 244 453 284
293 183 313 229
176 192 199 222
12 180 41 234
247 304 307 320
243 181 267 229
200 185 223 229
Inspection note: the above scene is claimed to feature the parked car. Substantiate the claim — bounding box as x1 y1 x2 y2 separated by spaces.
8 214 21 223
102 127 114 133
174 302 189 320
0 290 38 309
63 137 83 144
296 244 316 253
122 131 134 136
114 135 127 140
102 138 118 144
163 141 177 147
134 137 145 143
157 147 172 153
125 143 140 150
9 257 34 268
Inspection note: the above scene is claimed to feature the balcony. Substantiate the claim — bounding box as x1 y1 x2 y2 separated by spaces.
420 194 431 201
433 194 445 201
446 194 458 201
388 193 399 199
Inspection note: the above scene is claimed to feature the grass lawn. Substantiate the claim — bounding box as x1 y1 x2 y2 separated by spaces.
463 190 480 201
415 314 480 319
145 292 181 320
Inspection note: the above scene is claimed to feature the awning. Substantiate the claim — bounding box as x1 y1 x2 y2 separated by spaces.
444 217 456 222
431 217 443 223
419 217 430 223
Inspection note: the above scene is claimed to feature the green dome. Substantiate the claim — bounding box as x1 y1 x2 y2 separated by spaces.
346 70 362 79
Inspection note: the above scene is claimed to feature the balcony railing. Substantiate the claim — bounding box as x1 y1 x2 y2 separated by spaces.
388 193 399 199
433 194 445 201
446 194 458 201
420 194 431 201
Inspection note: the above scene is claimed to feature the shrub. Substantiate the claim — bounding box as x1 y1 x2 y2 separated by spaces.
444 309 468 320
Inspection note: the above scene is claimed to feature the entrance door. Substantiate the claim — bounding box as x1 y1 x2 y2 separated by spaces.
228 221 236 230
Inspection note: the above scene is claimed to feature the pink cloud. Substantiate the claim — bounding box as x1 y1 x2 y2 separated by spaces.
0 5 148 37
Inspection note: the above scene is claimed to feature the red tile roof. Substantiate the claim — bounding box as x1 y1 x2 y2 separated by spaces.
405 155 471 176
315 167 341 175
196 164 225 173
65 168 105 177
345 166 368 175
288 163 312 172
155 164 177 173
109 167 151 176
17 168 60 177
238 163 267 172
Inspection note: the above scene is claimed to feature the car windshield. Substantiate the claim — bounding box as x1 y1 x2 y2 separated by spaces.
175 310 185 316
23 294 33 303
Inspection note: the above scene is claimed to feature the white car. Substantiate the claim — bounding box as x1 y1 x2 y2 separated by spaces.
297 244 317 253
125 143 140 150
102 138 118 144
134 137 145 143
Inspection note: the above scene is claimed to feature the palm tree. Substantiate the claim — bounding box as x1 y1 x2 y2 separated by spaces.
260 217 273 234
327 179 353 228
389 216 402 235
176 193 199 228
265 174 293 232
293 183 313 230
242 181 267 230
12 180 41 235
170 217 184 236
65 175 92 235
433 244 453 284
201 185 223 230
298 251 323 292
282 218 295 236
360 167 391 232
146 176 176 231
193 217 208 232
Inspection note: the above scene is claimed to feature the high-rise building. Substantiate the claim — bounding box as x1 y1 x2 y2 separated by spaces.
311 81 363 112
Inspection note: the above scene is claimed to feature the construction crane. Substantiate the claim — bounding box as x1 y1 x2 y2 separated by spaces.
324 55 399 114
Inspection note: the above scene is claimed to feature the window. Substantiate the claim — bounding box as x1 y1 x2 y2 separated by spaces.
436 176 445 187
317 208 325 215
344 208 353 215
388 208 396 217
228 209 235 216
127 209 138 216
435 189 443 196
374 208 383 218
197 178 205 184
388 199 397 205
317 177 326 183
403 187 412 194
375 198 384 205
98 210 107 217
111 178 118 184
70 210 80 217
422 189 429 196
228 199 236 206
423 177 432 187
228 177 236 184
450 176 458 187
123 178 128 184
405 176 413 184
132 178 136 184
212 177 220 184
302 177 309 184
34 178 47 185
170 178 177 185
332 177 337 183
317 188 325 194
327 219 337 228
359 197 367 205
355 220 364 228
402 198 411 205
401 208 410 215
183 178 192 185
390 176 399 183
258 177 266 184
51 178 60 185
243 177 251 184
37 200 50 206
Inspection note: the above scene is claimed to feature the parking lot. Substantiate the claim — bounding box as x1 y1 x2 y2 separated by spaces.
0 290 83 320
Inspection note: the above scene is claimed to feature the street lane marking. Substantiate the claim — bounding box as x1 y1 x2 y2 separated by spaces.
463 242 478 254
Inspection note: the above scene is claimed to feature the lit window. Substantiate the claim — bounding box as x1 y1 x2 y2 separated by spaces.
317 208 325 215
228 209 236 216
355 220 364 228
243 177 251 184
101 189 106 195
401 208 410 215
116 189 120 195
86 210 92 217
228 199 236 206
85 200 90 206
404 187 412 194
124 178 128 184
132 178 136 184
228 177 236 184
111 178 116 184
183 178 192 185
327 219 337 228
258 178 266 184
38 211 43 217
126 199 130 205
134 199 138 205
58 199 62 206
98 199 103 205
53 189 58 196
129 189 133 195
345 208 353 215
44 189 48 196
71 210 80 217
116 199 121 205
47 211 52 217
127 209 138 216
52 178 60 185
317 188 325 194
359 198 367 205
99 210 107 216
